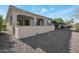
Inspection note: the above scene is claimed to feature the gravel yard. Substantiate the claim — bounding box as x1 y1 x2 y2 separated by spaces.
0 28 79 53
0 33 15 53
70 31 79 53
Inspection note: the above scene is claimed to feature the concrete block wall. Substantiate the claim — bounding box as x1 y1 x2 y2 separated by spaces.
15 26 55 39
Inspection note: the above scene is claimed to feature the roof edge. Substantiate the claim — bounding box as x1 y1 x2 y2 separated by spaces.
9 5 52 19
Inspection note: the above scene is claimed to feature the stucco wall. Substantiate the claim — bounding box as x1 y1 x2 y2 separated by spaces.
11 8 48 26
16 26 55 39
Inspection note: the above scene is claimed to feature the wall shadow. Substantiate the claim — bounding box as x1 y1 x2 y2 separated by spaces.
20 28 72 53
71 30 79 32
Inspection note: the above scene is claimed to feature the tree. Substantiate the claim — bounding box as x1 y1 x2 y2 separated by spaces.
53 18 64 24
51 18 64 29
0 15 4 31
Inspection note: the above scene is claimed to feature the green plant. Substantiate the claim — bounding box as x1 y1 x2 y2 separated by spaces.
0 15 3 31
74 23 79 30
53 18 64 24
0 15 6 31
52 18 64 29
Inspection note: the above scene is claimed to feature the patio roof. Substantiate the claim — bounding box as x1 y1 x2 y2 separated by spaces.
9 5 51 19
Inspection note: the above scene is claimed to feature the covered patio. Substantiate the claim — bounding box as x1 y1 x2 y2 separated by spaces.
6 6 55 39
17 15 45 26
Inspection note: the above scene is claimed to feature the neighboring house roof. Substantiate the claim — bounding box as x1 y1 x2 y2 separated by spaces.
6 5 51 21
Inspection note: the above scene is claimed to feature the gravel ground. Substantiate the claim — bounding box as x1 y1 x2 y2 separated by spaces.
13 28 72 53
0 33 15 53
70 31 79 53
0 28 79 53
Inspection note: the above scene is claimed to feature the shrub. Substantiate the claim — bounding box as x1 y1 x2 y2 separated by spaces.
0 15 6 31
74 23 79 30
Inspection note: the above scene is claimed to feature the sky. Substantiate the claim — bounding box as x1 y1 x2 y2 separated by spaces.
0 5 79 22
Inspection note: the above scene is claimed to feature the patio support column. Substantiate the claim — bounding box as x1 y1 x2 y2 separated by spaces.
12 13 17 27
23 19 25 26
30 19 34 26
11 13 17 36
44 18 47 26
34 17 37 26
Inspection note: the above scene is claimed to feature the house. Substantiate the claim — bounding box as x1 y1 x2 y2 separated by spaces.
6 6 55 39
